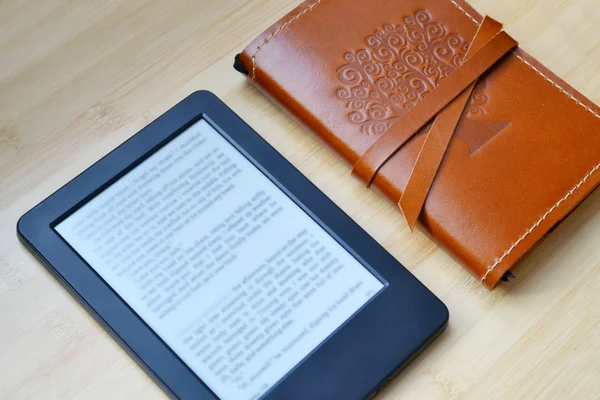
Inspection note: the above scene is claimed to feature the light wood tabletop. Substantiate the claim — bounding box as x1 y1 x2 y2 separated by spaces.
1 0 600 399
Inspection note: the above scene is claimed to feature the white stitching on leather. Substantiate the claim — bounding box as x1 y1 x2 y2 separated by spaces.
448 0 478 23
251 0 324 82
250 0 600 284
481 162 600 282
513 53 600 119
447 0 600 283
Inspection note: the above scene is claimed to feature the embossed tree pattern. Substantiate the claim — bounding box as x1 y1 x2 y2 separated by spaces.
336 10 508 153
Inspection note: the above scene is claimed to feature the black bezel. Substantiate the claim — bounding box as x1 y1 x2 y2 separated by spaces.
18 91 448 400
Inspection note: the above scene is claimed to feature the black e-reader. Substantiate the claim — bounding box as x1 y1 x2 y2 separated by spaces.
18 91 448 400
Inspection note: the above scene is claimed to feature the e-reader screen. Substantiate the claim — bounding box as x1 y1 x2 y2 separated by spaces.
55 119 386 400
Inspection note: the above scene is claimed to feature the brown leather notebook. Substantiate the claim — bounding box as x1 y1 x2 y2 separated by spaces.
234 0 600 289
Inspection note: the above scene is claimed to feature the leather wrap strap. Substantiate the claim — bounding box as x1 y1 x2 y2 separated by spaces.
351 16 518 229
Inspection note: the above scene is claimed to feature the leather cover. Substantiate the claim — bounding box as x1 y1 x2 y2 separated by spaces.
235 0 600 289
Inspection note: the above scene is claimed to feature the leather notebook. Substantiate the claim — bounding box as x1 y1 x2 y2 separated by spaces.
233 0 600 289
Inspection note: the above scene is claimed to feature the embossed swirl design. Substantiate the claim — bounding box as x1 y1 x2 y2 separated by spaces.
337 9 488 135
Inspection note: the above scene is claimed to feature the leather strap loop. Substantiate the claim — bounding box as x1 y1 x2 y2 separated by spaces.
399 17 507 230
352 26 518 186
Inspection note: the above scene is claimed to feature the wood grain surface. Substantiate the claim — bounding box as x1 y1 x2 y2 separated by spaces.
1 0 599 399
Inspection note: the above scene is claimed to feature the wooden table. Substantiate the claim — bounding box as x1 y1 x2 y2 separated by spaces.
1 0 599 398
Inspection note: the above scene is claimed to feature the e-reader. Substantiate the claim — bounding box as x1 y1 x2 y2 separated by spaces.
18 91 448 400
